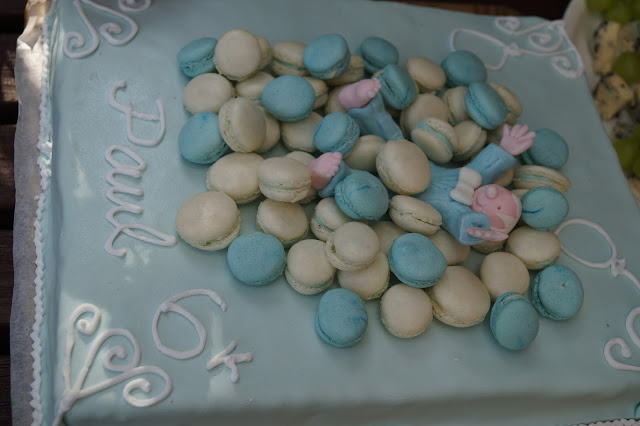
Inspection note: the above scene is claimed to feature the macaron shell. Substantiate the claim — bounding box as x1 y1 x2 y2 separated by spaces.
400 93 449 136
521 128 569 170
206 152 264 204
257 157 312 203
272 41 309 76
177 37 217 77
389 195 442 236
183 73 235 115
530 265 584 320
226 232 286 286
303 34 351 80
218 97 266 152
311 197 353 242
314 112 360 155
376 64 418 110
410 118 458 165
178 112 230 164
480 252 530 301
213 29 262 81
405 56 446 93
464 82 508 130
281 112 323 153
506 226 561 270
256 199 309 247
338 251 390 300
359 36 399 74
262 75 316 122
344 135 384 173
490 292 539 351
427 265 491 327
316 288 368 347
381 283 433 338
428 229 470 265
440 50 487 87
442 86 470 125
372 221 407 256
376 139 431 195
520 186 569 230
513 165 572 193
175 191 240 251
334 171 389 221
452 120 487 162
389 233 447 288
325 222 380 272
488 82 522 124
286 239 336 295
326 54 365 86
235 71 274 103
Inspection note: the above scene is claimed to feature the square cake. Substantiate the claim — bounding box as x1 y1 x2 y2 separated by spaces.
20 0 640 424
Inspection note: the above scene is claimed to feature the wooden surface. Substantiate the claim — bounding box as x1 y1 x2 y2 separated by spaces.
0 1 571 424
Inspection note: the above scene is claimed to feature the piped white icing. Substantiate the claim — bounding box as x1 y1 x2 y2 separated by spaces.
104 145 177 256
63 0 151 59
109 80 166 147
449 17 583 78
555 219 640 372
152 289 227 360
152 290 253 383
53 304 172 426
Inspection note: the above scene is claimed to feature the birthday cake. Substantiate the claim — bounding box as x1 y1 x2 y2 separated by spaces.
26 0 640 425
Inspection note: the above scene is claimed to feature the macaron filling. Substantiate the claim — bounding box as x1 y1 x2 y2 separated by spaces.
414 121 455 153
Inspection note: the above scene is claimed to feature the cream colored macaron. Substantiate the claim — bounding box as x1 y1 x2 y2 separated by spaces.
325 85 348 115
480 252 530 301
256 107 281 153
427 266 491 328
400 93 449 136
505 226 562 270
405 56 446 94
176 191 240 251
410 117 459 165
489 82 522 124
213 29 262 81
254 35 272 70
326 222 380 272
284 151 318 203
513 165 572 194
256 199 308 247
218 97 266 153
338 251 390 300
428 229 470 265
183 73 235 114
389 195 442 236
258 157 312 203
452 120 486 162
441 86 469 126
310 197 353 242
326 54 365 86
494 168 514 187
472 239 505 254
235 71 274 104
206 152 264 204
372 221 407 256
344 135 384 173
271 40 308 76
381 283 433 338
304 77 329 109
376 139 431 195
286 239 335 295
281 112 322 153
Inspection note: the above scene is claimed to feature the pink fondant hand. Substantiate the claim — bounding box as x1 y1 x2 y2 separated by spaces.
466 227 509 241
308 152 343 189
499 124 536 156
338 78 382 110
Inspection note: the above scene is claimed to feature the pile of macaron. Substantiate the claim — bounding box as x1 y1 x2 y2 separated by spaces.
174 29 583 351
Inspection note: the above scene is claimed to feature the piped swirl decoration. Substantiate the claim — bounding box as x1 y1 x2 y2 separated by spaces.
152 290 253 383
555 219 640 372
63 0 152 59
449 17 583 78
53 303 172 426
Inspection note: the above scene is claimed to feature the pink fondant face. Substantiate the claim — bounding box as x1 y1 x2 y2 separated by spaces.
471 184 521 234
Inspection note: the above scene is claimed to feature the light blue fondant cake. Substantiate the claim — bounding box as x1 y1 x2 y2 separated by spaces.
30 0 640 425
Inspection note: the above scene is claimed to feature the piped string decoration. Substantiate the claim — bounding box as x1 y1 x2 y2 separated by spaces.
555 219 640 372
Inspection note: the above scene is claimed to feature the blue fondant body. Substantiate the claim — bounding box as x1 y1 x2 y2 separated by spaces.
261 75 315 122
334 171 389 220
178 112 229 164
388 233 447 288
530 265 584 321
318 162 352 198
490 292 540 351
415 143 517 245
314 112 360 155
176 37 217 77
521 186 569 230
227 233 286 286
522 129 569 169
303 34 350 80
376 64 417 110
359 36 399 74
440 50 487 87
346 93 403 141
316 288 368 347
464 82 508 130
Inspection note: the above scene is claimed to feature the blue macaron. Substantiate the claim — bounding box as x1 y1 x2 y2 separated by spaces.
376 64 417 110
359 36 399 74
520 186 569 230
317 162 352 198
314 112 360 156
227 232 286 286
261 75 315 122
440 50 487 87
530 265 584 320
303 34 351 80
490 292 540 351
464 82 508 130
521 129 569 170
334 171 389 221
388 233 447 288
177 37 217 78
178 112 230 164
316 288 368 348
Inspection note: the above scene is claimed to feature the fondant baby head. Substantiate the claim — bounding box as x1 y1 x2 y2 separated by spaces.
471 184 521 234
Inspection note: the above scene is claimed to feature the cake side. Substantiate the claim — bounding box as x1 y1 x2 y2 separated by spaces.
33 0 640 425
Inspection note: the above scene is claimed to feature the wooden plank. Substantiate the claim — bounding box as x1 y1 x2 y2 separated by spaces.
393 1 521 16
0 126 15 230
0 355 11 425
